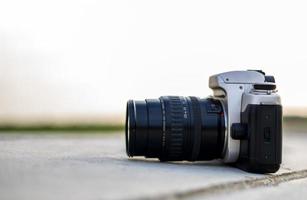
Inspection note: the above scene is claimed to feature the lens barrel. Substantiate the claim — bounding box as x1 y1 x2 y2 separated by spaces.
125 96 225 162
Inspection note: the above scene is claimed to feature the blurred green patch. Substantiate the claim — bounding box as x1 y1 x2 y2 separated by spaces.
0 124 124 133
283 116 307 133
0 116 306 133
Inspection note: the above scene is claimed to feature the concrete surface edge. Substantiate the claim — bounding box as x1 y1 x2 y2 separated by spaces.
133 169 307 200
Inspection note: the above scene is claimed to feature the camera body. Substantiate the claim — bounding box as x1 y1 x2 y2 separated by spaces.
209 70 282 173
125 70 282 173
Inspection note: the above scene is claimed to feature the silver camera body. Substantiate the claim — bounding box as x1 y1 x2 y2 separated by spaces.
209 70 281 163
125 69 282 173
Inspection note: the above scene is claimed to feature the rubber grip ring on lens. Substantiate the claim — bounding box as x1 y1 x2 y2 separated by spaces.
166 96 185 160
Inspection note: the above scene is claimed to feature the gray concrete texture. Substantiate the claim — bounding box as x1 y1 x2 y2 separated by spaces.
0 132 306 200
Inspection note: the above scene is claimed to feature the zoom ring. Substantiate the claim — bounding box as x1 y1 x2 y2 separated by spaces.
167 96 185 160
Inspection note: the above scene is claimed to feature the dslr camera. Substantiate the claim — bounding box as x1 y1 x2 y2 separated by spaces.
125 70 282 173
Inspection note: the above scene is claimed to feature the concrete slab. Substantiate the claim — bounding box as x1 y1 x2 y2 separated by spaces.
196 174 307 200
0 132 306 200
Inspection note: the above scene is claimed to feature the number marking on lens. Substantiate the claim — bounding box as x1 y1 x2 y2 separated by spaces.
183 106 188 119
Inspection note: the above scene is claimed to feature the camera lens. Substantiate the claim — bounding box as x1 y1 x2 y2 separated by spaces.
125 96 225 161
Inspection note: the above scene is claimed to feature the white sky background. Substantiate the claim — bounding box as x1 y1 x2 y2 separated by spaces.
0 0 307 122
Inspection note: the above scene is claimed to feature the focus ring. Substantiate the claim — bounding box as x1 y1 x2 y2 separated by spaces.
166 96 185 160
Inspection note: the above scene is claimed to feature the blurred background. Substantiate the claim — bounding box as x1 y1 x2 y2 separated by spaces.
1 0 307 130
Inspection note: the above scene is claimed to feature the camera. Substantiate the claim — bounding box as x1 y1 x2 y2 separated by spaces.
125 70 282 173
